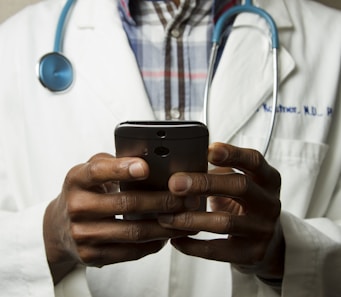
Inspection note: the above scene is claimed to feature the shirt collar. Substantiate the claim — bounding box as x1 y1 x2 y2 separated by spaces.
118 0 134 24
213 0 239 24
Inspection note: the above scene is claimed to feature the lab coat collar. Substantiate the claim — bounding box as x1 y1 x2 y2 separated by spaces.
67 0 155 122
254 0 293 29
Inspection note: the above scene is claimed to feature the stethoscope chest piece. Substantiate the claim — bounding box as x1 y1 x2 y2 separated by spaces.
38 52 73 92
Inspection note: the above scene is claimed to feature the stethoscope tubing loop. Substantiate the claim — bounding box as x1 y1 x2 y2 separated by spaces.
204 0 280 156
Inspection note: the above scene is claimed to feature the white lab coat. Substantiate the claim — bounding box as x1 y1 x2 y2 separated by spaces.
0 0 340 296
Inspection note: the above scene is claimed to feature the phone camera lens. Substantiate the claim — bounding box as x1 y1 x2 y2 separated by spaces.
154 146 170 157
157 130 166 138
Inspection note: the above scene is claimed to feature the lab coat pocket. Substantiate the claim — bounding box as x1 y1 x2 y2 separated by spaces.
239 136 329 218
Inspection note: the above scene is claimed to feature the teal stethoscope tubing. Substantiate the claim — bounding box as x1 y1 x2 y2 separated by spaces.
53 0 75 53
203 0 279 156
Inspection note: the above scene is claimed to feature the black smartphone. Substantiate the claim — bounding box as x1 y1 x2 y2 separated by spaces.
114 121 209 219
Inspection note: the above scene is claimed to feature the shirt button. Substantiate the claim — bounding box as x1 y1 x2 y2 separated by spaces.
170 108 181 119
171 28 181 38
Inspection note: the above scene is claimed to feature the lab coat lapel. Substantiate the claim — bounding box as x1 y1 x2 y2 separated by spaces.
68 0 155 122
208 0 295 143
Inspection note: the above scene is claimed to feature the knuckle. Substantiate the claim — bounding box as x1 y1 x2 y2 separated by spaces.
164 193 182 211
67 197 82 220
66 193 90 220
216 214 233 234
266 196 281 220
64 166 80 190
265 166 282 192
233 174 249 196
88 153 112 162
64 175 74 190
117 193 138 213
86 161 100 181
70 223 86 243
70 222 97 245
196 174 211 193
249 149 264 172
273 170 282 189
177 212 194 229
127 223 145 241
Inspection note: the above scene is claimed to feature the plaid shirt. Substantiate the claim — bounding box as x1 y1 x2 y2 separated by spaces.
118 0 238 120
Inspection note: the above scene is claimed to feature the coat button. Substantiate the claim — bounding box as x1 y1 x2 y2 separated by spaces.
171 28 181 38
170 108 181 119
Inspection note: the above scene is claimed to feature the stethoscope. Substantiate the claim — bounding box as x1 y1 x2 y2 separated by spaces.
37 0 279 155
37 0 75 92
204 0 279 155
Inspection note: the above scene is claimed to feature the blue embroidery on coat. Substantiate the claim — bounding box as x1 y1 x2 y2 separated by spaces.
257 103 333 117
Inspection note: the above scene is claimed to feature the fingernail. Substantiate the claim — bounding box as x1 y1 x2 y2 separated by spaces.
209 145 228 163
129 162 145 178
171 175 192 193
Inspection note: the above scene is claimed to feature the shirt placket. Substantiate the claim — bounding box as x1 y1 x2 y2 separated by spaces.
155 0 196 120
119 0 237 121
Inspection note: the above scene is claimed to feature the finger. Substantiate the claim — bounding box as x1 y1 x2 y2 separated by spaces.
169 171 249 197
209 196 245 215
208 143 281 189
71 219 192 244
78 240 166 267
169 171 281 217
67 191 198 220
87 152 116 162
158 211 273 237
64 157 149 190
171 237 266 266
169 172 275 210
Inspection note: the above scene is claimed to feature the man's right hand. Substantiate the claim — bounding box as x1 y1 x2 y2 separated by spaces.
43 153 197 284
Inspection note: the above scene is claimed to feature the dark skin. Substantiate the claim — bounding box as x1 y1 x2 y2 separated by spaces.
43 153 199 284
161 143 284 281
43 143 284 285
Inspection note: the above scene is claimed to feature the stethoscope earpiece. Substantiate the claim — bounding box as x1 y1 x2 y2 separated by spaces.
38 52 73 92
